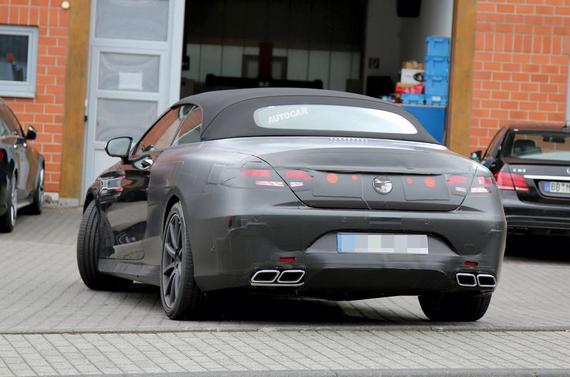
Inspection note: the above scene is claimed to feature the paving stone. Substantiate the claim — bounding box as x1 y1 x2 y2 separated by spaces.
2 208 570 375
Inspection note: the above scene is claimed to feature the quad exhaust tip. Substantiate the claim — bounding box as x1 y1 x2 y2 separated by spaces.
456 273 496 288
456 273 477 287
251 270 280 284
477 274 497 288
277 270 305 284
251 269 305 286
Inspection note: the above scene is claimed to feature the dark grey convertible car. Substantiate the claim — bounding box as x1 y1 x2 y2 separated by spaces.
77 88 506 321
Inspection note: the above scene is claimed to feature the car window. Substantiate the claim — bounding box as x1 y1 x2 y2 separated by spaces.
505 131 570 163
173 106 203 146
253 104 418 135
0 117 9 137
134 104 192 156
483 129 504 160
0 106 19 136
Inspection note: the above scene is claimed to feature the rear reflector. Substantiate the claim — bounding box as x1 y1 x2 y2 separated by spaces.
279 257 296 263
464 261 479 267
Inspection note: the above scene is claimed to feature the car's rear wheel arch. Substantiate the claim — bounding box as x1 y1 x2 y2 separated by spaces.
84 193 95 212
163 194 181 231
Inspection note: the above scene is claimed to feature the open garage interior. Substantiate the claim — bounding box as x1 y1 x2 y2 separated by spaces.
180 0 454 98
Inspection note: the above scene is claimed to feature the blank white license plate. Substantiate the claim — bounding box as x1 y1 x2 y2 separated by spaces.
337 233 428 254
544 181 570 195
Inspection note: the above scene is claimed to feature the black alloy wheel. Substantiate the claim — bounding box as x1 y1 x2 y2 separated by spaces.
160 202 203 320
28 167 44 215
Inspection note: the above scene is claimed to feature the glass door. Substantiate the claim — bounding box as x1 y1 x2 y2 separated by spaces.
83 0 184 192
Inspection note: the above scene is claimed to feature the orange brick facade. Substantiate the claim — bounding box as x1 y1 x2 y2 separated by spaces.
1 1 68 193
470 0 570 151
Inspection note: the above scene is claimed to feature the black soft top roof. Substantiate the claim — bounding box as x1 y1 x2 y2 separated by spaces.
175 88 437 144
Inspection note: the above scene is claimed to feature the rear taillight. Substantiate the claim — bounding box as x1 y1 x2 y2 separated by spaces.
219 159 287 189
0 149 5 163
447 174 469 195
241 169 272 178
469 168 495 194
285 170 312 180
493 168 529 192
283 169 313 188
240 168 284 188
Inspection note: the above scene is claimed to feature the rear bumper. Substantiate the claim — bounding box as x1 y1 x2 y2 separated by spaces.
501 190 570 233
295 251 499 300
193 206 506 298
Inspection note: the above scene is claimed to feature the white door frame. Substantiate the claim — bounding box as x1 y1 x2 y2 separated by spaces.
82 0 185 197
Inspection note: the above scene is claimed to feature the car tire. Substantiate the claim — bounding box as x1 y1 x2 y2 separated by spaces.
77 201 131 290
27 167 44 215
160 202 203 320
0 173 17 233
419 292 492 322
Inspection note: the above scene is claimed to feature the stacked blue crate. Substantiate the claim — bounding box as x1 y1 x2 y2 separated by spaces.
424 36 450 106
401 93 425 105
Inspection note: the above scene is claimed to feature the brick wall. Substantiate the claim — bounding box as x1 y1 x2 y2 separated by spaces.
470 0 570 151
0 1 69 193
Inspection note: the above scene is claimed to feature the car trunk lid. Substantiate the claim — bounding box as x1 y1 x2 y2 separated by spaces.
501 160 570 204
249 138 478 211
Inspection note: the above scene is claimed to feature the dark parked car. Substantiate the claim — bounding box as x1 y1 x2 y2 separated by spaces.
0 99 44 232
473 125 570 236
77 88 506 321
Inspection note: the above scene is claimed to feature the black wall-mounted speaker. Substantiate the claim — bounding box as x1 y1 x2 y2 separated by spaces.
397 0 422 18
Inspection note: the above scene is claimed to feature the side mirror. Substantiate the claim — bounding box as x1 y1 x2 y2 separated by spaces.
105 137 132 163
470 150 482 162
25 126 37 140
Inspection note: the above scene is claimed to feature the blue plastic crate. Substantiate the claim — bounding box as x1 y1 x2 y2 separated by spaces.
425 75 449 96
425 56 450 77
426 36 450 57
402 105 447 143
401 93 425 105
425 95 448 107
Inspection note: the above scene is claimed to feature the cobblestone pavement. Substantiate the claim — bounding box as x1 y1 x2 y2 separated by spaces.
0 330 569 376
1 208 570 376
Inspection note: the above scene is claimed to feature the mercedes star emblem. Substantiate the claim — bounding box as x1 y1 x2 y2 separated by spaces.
373 176 393 195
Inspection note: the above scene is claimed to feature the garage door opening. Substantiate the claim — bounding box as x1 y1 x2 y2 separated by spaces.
180 0 454 101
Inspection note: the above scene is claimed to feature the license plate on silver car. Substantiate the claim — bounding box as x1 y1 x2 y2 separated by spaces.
337 233 428 254
544 181 570 195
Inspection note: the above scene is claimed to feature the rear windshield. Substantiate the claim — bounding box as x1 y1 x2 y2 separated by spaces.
505 131 570 163
253 105 418 135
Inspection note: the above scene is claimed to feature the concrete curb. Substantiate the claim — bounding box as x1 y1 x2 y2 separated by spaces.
71 369 570 377
2 326 570 336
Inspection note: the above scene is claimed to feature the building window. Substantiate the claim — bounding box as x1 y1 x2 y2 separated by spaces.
0 25 39 98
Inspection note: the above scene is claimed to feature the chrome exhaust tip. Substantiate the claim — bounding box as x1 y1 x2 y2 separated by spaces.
277 269 305 284
477 274 496 288
251 270 279 284
456 273 477 287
